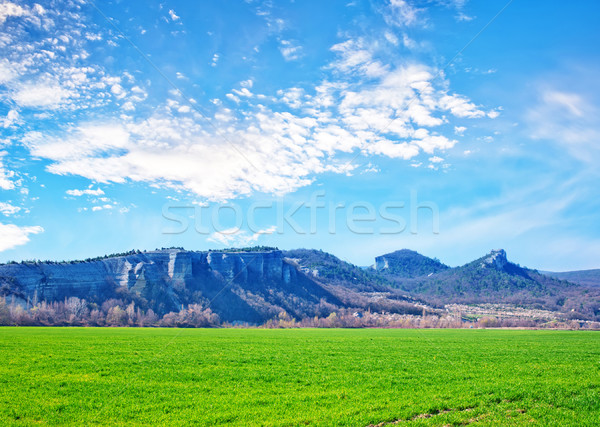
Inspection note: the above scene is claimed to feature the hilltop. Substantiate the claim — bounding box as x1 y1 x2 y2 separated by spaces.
373 249 449 279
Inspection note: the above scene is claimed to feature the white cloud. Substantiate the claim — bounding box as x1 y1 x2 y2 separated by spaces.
384 31 399 46
0 2 27 25
22 48 490 200
232 87 253 98
168 9 180 21
12 83 74 108
402 34 417 50
330 38 388 77
429 156 444 163
91 204 113 212
0 59 16 84
528 87 600 162
2 109 19 128
207 225 276 247
456 12 474 22
0 5 146 117
542 91 583 116
279 40 303 61
385 0 423 27
66 188 104 197
0 202 20 216
7 6 492 202
0 222 43 252
225 93 240 103
454 126 466 135
438 94 485 118
0 153 15 190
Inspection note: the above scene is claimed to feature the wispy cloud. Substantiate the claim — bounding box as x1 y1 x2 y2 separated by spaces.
66 188 105 197
0 222 43 252
528 86 600 163
279 40 303 61
207 225 276 247
0 152 15 190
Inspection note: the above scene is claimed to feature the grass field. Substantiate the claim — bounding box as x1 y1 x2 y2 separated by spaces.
0 328 599 426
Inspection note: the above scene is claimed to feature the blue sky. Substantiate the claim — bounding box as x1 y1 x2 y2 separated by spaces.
1 0 600 270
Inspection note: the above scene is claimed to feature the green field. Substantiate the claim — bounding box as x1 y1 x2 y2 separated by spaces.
0 328 599 425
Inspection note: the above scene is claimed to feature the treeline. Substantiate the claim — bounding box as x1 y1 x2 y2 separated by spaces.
0 246 280 266
260 309 599 329
0 297 219 328
209 246 279 253
1 297 597 329
0 249 146 266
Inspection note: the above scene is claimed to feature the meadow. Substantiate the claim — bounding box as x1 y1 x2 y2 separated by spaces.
0 328 599 426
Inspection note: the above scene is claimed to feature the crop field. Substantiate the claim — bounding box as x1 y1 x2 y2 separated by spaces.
0 328 599 426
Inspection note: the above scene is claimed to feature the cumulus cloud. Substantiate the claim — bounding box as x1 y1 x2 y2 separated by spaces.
12 83 74 108
0 222 43 252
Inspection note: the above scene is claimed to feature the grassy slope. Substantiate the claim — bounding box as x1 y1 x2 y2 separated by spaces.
0 328 599 426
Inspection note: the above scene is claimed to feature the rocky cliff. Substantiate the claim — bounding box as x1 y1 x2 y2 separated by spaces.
0 250 322 321
0 250 293 298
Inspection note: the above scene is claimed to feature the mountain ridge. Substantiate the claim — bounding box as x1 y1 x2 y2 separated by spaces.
2 247 599 324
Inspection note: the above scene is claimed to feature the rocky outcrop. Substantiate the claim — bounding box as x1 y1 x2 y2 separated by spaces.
481 249 508 271
0 249 332 322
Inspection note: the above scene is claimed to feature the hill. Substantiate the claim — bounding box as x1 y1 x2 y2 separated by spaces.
399 249 600 320
541 269 600 287
373 249 449 279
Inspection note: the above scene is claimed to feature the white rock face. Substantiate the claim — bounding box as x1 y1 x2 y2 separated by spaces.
375 257 390 270
481 249 508 270
0 249 293 302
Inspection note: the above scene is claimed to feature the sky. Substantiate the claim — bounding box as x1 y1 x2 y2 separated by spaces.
1 0 600 270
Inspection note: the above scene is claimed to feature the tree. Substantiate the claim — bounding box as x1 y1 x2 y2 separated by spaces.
106 306 127 326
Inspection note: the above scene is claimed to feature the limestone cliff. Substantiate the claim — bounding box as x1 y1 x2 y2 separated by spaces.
0 249 337 322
